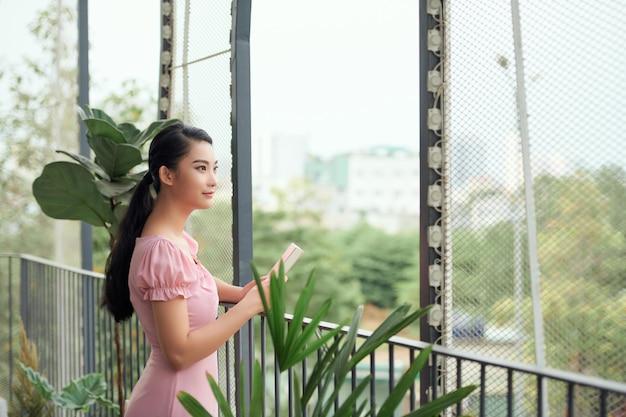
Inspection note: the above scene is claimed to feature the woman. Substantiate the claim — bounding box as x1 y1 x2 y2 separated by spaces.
101 123 270 416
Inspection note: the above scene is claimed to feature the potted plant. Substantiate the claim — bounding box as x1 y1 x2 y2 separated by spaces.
31 105 181 414
177 263 477 417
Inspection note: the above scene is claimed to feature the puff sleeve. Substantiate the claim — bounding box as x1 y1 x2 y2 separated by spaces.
135 239 198 302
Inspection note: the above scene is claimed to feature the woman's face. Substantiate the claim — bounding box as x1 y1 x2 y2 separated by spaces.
168 140 218 210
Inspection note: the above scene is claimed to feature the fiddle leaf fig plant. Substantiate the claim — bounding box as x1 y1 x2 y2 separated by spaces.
32 105 181 242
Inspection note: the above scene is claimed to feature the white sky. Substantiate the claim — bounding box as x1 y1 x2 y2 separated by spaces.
0 0 420 159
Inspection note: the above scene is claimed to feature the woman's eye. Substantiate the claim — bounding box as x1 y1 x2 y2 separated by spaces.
213 166 219 173
197 166 207 171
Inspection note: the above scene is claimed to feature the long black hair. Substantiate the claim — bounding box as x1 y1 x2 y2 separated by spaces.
101 123 213 322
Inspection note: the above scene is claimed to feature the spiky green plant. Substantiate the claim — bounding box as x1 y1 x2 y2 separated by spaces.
177 262 477 417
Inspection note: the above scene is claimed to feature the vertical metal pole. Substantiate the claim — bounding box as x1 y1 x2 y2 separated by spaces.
231 0 254 415
78 0 95 377
509 0 548 413
78 0 92 272
419 0 443 406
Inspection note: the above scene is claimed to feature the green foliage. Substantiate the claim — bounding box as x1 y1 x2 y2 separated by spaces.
17 361 119 415
452 223 519 314
456 167 626 385
541 277 626 382
337 222 419 309
254 263 344 372
32 105 181 241
535 170 626 291
9 320 55 417
0 1 76 259
252 207 364 323
177 263 476 416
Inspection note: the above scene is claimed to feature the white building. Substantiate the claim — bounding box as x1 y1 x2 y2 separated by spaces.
252 138 420 234
321 146 420 233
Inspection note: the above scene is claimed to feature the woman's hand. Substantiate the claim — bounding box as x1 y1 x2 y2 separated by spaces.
241 275 269 296
239 276 272 315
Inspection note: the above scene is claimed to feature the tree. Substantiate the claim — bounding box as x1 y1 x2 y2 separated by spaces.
0 1 77 259
535 171 626 291
541 277 626 382
338 221 418 309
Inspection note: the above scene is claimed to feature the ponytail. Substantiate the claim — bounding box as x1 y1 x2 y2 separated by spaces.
101 172 155 322
100 123 212 322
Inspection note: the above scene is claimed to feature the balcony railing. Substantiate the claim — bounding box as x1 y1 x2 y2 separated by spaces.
1 253 625 416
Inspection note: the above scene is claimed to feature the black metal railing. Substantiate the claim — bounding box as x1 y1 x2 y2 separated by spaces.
2 253 625 416
1 254 147 416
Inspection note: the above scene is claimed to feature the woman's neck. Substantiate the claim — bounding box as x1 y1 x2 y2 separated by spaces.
142 197 192 238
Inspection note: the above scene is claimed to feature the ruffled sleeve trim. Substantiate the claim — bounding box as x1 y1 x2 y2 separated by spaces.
135 236 199 302
144 285 193 302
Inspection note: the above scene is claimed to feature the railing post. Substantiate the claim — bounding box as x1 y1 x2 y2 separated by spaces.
20 258 29 335
231 0 254 415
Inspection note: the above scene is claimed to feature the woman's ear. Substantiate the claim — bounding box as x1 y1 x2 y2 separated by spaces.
159 165 175 186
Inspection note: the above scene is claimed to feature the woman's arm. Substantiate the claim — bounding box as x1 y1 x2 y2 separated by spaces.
152 279 269 371
215 276 268 303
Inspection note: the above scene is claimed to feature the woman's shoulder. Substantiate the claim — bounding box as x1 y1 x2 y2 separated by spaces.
131 235 199 300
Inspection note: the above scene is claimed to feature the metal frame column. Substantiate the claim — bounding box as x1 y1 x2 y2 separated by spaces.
231 1 254 415
78 0 95 377
419 0 445 406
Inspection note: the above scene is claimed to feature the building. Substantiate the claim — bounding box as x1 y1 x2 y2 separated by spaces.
311 146 420 233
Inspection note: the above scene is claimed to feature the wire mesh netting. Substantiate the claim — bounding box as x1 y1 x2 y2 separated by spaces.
440 1 626 414
169 0 237 409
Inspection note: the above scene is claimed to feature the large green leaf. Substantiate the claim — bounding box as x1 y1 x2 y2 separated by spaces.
56 378 97 411
32 161 114 227
208 373 233 417
17 361 55 401
117 122 141 144
88 135 143 178
131 118 182 147
83 118 127 144
56 150 111 180
95 178 138 199
79 104 117 126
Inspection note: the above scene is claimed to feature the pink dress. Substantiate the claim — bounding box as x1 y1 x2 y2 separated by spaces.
125 232 219 417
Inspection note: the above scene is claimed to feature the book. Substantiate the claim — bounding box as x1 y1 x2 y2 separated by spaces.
269 243 304 276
